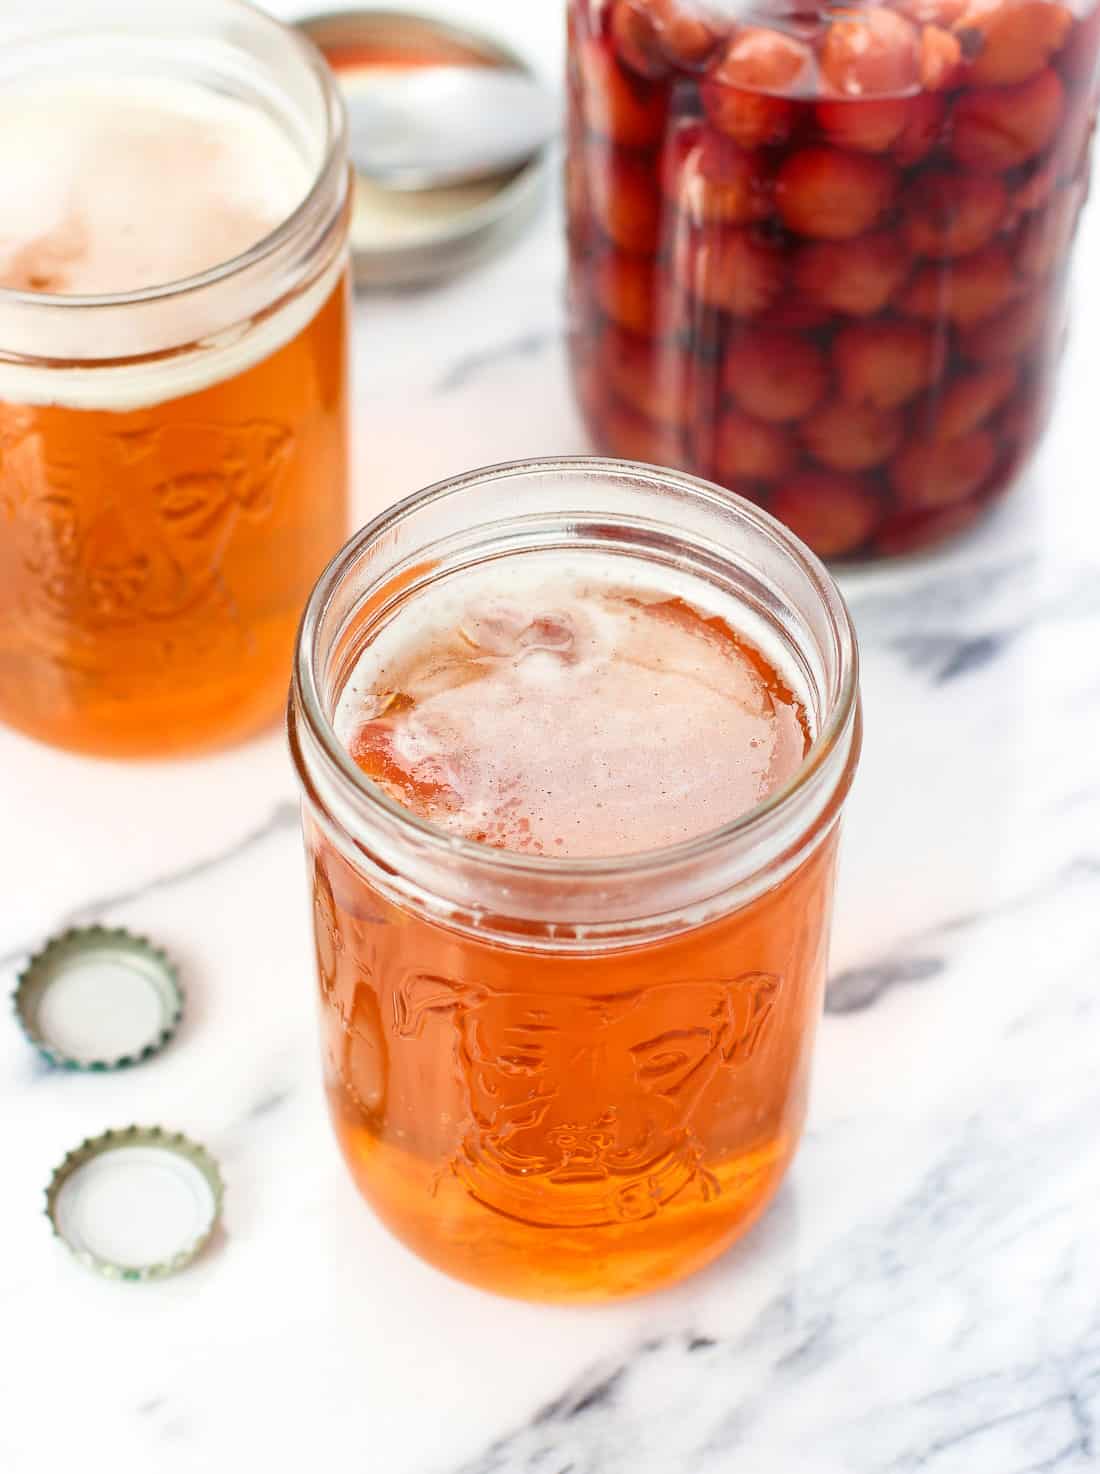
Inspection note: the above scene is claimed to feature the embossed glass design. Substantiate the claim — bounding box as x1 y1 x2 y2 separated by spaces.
0 1 350 756
289 459 861 1302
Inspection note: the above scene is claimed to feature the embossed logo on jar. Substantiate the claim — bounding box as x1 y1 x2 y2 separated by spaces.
312 854 389 1121
395 971 780 1226
312 857 342 1004
3 417 292 631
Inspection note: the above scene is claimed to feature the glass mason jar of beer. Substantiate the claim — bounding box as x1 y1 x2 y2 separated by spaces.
289 458 861 1302
567 0 1100 560
0 0 351 756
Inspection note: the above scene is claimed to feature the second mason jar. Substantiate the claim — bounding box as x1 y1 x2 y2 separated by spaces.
0 0 351 756
567 0 1100 560
289 458 861 1302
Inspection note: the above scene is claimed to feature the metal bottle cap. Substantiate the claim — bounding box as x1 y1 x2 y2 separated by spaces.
14 926 183 1071
297 9 551 288
45 1127 224 1282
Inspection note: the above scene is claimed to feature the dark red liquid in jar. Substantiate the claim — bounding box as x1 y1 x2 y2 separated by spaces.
567 0 1100 559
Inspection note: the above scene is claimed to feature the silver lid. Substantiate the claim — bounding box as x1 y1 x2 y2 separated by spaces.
45 1126 224 1282
13 925 183 1071
297 9 551 288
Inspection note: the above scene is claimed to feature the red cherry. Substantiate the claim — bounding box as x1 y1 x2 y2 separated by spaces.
820 7 921 95
676 226 786 316
610 0 726 77
662 122 773 225
901 245 1023 325
598 397 686 465
928 364 1018 438
702 28 814 150
590 147 663 253
815 97 912 152
953 0 1073 86
724 329 828 422
894 92 948 164
834 321 941 408
602 325 694 425
905 169 1008 258
769 472 880 557
776 147 896 240
703 90 796 153
650 0 726 69
920 25 964 89
716 408 797 482
593 251 660 336
958 290 1052 360
578 38 669 148
610 1 672 80
890 430 997 506
952 68 1064 169
801 399 905 469
794 231 910 316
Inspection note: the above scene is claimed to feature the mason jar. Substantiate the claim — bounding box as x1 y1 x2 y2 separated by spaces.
289 457 861 1301
567 0 1100 560
0 0 351 756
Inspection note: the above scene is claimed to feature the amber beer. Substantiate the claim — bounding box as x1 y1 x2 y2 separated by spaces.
0 4 350 756
290 460 861 1302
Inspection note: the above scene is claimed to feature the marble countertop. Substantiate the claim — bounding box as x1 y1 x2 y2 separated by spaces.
3 3 1099 1470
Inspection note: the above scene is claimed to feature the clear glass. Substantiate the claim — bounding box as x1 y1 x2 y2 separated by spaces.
0 0 351 756
289 457 861 1302
566 0 1100 561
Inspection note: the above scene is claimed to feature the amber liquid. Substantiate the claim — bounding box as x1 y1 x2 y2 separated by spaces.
309 578 840 1300
0 274 349 756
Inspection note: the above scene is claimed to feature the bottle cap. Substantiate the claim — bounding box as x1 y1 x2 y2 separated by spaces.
14 926 183 1071
45 1126 224 1281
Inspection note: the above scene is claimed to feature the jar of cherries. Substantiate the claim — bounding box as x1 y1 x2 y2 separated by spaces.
566 0 1099 558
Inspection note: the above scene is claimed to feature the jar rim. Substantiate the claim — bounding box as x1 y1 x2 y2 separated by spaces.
292 456 861 887
0 0 346 313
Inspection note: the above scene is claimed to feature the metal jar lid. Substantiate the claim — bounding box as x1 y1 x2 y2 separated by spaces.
45 1126 224 1282
13 926 183 1071
297 9 552 288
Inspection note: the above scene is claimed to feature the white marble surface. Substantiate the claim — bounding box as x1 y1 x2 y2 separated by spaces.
3 3 1100 1470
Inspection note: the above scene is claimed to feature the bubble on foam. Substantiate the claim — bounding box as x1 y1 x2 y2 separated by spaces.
337 554 812 859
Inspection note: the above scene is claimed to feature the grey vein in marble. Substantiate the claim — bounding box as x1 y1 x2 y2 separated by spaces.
434 329 555 392
0 800 299 971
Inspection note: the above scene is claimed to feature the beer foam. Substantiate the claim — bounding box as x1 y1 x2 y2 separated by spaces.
336 556 811 859
0 77 335 409
0 79 309 295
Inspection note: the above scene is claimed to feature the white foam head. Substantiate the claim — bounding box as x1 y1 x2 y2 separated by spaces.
0 79 309 295
0 75 337 409
336 553 812 859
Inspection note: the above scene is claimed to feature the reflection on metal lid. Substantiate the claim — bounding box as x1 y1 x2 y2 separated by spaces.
297 9 552 288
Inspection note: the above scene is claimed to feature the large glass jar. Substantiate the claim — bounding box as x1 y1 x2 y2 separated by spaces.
289 458 861 1301
0 0 350 756
566 0 1100 559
